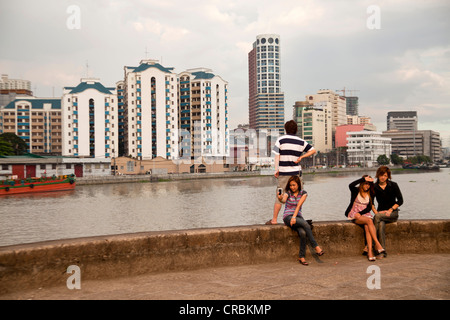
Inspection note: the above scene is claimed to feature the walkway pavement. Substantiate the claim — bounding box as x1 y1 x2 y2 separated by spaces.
1 253 449 300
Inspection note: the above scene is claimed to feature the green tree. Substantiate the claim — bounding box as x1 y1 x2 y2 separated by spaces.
377 154 390 165
0 137 15 156
390 153 403 165
0 133 28 155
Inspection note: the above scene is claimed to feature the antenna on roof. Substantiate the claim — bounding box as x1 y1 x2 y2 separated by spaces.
86 60 90 78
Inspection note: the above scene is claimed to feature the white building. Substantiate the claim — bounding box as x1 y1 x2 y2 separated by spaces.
121 60 179 160
178 68 229 159
62 78 118 159
306 89 347 147
347 131 392 167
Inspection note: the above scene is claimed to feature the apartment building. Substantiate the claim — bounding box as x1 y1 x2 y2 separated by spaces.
292 100 332 153
178 68 229 159
0 97 62 155
306 89 347 147
120 60 179 160
0 74 33 107
62 78 118 159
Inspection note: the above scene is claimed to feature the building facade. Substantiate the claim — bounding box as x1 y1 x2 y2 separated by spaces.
335 124 376 148
0 97 62 155
248 34 284 133
387 111 418 131
0 74 33 107
293 100 332 153
62 78 118 159
120 60 179 160
382 129 441 162
306 90 347 147
178 68 229 159
347 131 392 167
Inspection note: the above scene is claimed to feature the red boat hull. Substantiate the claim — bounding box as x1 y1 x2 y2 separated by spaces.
0 179 76 195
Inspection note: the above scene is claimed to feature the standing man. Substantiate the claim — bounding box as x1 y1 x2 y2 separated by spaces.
265 120 316 225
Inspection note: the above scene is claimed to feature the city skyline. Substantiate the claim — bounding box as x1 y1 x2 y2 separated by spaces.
1 0 449 147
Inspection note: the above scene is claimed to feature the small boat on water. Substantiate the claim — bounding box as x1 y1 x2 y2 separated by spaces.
0 175 76 195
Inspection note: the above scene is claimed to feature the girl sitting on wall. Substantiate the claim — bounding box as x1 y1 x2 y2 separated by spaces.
345 175 385 261
278 175 324 265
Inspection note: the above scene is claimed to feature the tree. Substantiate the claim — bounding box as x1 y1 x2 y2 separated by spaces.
377 154 390 165
0 137 15 156
390 153 403 165
0 133 28 155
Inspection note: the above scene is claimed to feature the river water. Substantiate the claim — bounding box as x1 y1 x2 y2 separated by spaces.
1 168 449 246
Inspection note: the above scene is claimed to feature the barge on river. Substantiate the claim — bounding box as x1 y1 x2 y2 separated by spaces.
0 175 76 195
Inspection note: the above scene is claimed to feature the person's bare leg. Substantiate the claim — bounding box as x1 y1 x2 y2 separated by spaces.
271 203 281 224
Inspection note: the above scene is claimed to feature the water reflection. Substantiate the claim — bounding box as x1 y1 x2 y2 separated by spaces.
0 169 449 246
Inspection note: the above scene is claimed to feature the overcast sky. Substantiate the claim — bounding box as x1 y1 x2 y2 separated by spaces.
1 0 449 146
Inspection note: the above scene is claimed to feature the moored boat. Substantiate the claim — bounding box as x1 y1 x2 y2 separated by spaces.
0 175 76 195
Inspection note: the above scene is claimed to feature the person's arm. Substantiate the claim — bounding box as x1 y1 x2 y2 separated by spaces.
290 192 307 226
349 177 365 190
386 183 403 215
274 154 280 178
278 192 288 203
294 148 316 164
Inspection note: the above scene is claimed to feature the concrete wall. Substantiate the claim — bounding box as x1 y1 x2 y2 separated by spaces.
1 220 449 294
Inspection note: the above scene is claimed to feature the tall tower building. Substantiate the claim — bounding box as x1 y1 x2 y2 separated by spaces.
62 78 118 158
121 60 179 160
248 34 284 133
177 68 229 159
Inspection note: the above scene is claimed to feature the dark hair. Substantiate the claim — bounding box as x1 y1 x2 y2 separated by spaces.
285 175 302 193
376 165 391 180
284 120 298 135
359 175 374 204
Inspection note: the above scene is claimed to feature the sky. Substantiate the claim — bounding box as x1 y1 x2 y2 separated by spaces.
1 0 449 147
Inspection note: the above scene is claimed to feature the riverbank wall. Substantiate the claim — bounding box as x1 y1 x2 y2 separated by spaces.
1 219 449 295
76 166 382 185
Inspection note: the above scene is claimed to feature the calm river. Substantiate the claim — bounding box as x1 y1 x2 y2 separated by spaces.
1 168 449 246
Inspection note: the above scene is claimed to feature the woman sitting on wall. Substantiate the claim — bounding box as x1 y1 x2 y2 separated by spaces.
345 175 385 261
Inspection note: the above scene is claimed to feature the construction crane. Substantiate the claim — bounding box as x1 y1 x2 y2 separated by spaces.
337 87 360 97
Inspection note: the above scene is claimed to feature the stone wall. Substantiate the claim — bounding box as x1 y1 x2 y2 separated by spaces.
1 220 449 294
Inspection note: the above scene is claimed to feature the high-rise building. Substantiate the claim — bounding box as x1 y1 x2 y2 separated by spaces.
292 100 332 153
306 90 347 148
62 78 118 158
177 68 229 159
120 59 179 160
248 34 284 133
0 74 33 107
387 111 418 131
0 97 62 154
345 96 359 116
